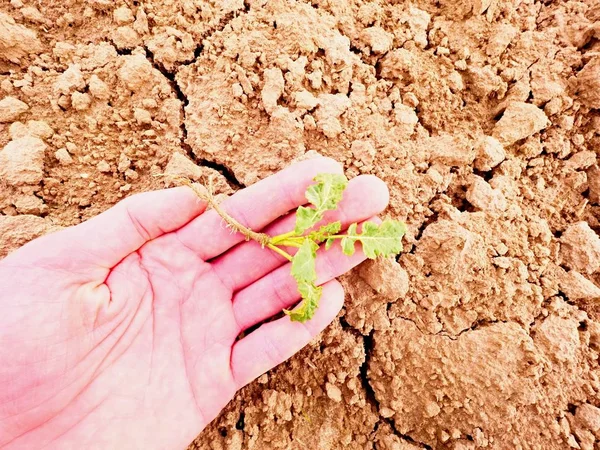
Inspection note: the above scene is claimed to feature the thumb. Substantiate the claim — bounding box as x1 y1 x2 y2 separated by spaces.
17 186 207 270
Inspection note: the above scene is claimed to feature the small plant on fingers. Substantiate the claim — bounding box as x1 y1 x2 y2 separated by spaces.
182 173 407 322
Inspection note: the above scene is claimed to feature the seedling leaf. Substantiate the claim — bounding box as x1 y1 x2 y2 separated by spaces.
309 221 342 243
340 219 407 259
341 223 358 255
294 173 348 234
285 239 321 322
286 280 322 322
290 238 318 283
305 173 348 209
295 206 322 235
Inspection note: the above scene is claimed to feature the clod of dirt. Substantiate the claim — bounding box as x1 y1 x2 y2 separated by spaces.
71 92 92 111
117 53 154 91
9 120 54 140
466 176 507 215
427 134 476 166
0 137 45 185
112 26 142 51
314 94 352 138
393 208 548 337
350 140 376 168
0 215 60 258
53 64 86 95
14 194 47 215
416 220 488 279
20 6 46 24
588 165 600 205
325 382 343 403
88 74 110 100
133 108 152 125
343 277 392 334
538 312 588 367
0 96 28 122
493 101 550 146
486 23 519 57
358 257 409 301
54 148 73 165
572 404 600 440
164 152 201 179
568 408 597 450
473 136 506 171
293 89 320 111
359 26 394 54
566 150 597 171
261 67 285 116
113 6 134 25
558 269 600 301
371 320 542 445
0 12 42 69
96 160 111 173
575 57 600 109
559 222 600 274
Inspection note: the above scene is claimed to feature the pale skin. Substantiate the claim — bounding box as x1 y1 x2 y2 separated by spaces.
0 157 390 450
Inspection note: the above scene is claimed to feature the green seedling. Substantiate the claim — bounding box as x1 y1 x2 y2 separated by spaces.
182 173 407 322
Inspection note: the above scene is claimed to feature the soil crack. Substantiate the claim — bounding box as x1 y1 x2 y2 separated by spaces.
143 46 244 190
359 330 432 449
197 159 244 189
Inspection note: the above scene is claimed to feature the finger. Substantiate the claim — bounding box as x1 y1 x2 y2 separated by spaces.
230 280 344 388
45 187 207 269
232 218 379 331
212 175 389 291
175 157 343 260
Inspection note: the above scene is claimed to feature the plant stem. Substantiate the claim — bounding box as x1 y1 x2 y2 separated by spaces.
275 239 303 248
166 175 301 260
271 230 297 245
267 243 293 261
185 179 271 246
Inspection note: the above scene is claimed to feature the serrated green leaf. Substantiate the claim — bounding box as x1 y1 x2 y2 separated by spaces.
340 223 358 256
340 219 407 259
286 238 321 322
291 239 319 283
285 280 322 322
309 221 342 243
294 173 348 234
305 173 348 210
295 206 322 235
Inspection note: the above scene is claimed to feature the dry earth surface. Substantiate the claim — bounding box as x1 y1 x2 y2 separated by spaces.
1 0 600 448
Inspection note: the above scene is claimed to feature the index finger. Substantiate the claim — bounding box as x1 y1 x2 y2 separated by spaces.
176 157 343 261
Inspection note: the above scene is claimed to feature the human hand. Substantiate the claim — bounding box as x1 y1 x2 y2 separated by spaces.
0 158 390 450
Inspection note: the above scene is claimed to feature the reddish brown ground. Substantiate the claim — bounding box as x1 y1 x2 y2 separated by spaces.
1 0 600 448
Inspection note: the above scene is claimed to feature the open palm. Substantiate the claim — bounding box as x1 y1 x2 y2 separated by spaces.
0 158 389 450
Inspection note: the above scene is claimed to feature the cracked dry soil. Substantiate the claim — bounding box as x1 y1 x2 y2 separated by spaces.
2 0 600 448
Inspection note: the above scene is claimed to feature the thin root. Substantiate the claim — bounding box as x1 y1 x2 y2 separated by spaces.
155 172 271 247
